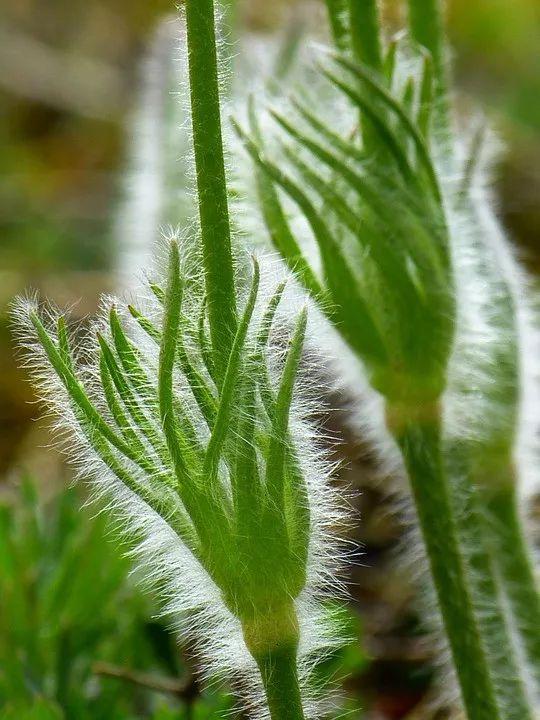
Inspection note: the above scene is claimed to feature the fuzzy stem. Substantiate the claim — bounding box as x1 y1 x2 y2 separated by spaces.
255 643 305 720
446 446 534 719
325 0 349 53
185 0 237 379
485 476 540 687
388 406 501 720
243 605 305 720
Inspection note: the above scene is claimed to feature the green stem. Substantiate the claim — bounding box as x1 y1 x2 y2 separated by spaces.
407 0 445 85
388 406 501 720
486 478 540 687
347 0 382 72
345 1 385 154
255 643 305 720
242 605 305 720
446 445 534 720
185 0 237 380
325 0 349 53
406 0 451 138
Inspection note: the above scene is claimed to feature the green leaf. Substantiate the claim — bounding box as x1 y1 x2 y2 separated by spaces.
185 0 237 379
329 55 442 201
324 0 349 52
283 146 421 322
233 121 387 366
245 105 326 301
98 333 172 471
203 258 260 484
128 303 218 429
30 312 140 466
417 53 434 139
109 307 156 406
158 241 191 486
265 308 307 515
290 97 364 163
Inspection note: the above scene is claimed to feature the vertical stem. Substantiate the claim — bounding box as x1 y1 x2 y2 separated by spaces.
255 642 305 720
325 0 349 53
185 0 237 379
346 0 384 153
243 606 305 720
407 0 451 138
407 0 445 80
347 0 383 72
389 407 501 720
486 479 540 687
446 446 534 720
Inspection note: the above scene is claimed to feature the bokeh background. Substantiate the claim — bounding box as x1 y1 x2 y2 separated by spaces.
1 1 539 718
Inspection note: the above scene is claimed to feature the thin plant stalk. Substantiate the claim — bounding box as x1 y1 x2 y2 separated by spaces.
324 0 349 53
388 406 501 720
406 0 450 139
407 0 540 700
391 1 536 712
445 444 534 719
246 619 305 720
347 0 383 152
407 0 445 80
257 649 304 720
347 0 382 72
184 1 307 716
484 467 540 686
185 0 237 378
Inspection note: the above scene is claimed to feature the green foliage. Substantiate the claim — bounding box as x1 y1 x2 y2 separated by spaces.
22 229 332 720
16 0 347 716
0 476 232 719
235 56 454 408
27 240 312 627
0 698 63 720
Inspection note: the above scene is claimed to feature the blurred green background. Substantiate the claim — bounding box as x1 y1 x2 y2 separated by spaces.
1 1 538 718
